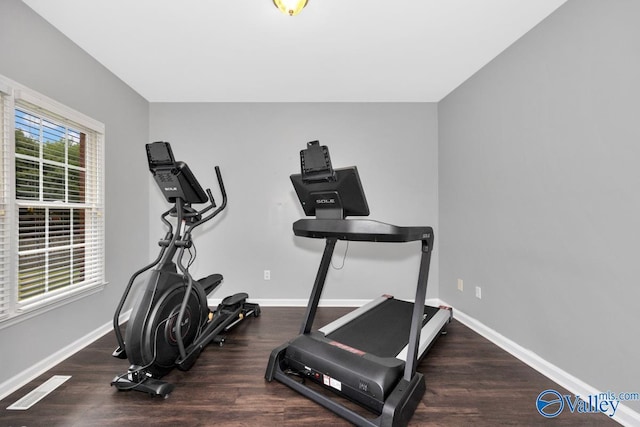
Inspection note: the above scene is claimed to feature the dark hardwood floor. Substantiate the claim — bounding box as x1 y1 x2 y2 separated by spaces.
1 307 613 426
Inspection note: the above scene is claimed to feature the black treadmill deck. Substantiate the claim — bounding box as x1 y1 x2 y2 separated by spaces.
326 299 440 358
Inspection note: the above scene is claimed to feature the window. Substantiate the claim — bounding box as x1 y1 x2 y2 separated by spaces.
0 74 105 324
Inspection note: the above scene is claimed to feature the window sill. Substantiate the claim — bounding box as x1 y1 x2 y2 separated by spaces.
0 281 108 331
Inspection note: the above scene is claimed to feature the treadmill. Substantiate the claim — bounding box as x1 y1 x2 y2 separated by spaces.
265 141 452 427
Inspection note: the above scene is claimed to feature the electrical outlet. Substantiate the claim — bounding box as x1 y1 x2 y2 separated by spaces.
264 270 271 281
475 286 482 299
457 279 464 292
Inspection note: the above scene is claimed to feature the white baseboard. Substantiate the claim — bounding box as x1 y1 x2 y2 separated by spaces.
0 309 131 402
447 303 640 427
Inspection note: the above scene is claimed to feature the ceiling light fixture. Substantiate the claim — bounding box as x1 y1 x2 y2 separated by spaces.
273 0 308 16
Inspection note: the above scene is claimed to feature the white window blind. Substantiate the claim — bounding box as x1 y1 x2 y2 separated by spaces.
0 74 105 323
0 88 11 320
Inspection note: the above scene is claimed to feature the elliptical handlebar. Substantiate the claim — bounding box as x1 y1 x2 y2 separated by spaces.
172 166 228 361
188 166 227 230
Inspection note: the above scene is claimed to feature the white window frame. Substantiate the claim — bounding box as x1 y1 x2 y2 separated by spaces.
0 74 106 328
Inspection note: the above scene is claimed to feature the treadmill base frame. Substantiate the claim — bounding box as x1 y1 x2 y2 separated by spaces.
266 343 426 427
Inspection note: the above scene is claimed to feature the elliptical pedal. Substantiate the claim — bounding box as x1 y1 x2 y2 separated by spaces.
220 292 249 309
199 273 223 296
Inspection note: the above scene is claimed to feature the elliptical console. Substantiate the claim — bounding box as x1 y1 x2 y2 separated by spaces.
111 141 260 397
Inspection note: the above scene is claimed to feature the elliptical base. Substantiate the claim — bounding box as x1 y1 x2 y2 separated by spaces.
111 367 175 398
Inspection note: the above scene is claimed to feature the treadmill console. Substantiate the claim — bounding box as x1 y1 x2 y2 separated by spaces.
291 141 370 219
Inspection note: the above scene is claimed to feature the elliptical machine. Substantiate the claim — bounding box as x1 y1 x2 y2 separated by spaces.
111 141 260 398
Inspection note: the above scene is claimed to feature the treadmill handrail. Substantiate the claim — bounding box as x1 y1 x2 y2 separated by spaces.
293 219 433 244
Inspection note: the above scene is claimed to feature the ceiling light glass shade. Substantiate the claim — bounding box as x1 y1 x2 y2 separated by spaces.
273 0 308 16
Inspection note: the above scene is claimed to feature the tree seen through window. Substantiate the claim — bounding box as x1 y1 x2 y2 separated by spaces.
14 108 87 301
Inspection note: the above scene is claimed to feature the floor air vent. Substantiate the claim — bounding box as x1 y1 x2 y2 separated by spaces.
7 375 71 410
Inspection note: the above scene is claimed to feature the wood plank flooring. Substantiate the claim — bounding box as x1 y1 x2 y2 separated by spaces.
0 307 613 426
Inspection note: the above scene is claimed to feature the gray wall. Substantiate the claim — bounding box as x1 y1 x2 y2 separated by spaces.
149 103 439 303
0 0 149 386
439 0 639 412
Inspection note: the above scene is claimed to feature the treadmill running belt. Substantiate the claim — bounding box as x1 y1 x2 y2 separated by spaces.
326 299 440 358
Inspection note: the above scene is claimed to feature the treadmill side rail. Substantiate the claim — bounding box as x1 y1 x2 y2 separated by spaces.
319 295 391 335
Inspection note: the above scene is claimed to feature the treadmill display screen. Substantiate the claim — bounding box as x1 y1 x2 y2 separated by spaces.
291 167 370 218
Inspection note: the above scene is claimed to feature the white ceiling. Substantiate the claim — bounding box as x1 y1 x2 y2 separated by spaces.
22 0 567 102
